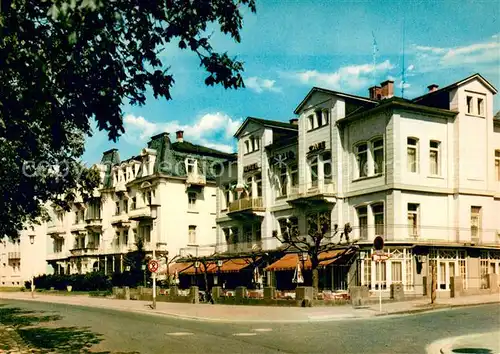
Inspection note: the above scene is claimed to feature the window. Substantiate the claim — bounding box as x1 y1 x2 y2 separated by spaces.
115 231 121 246
466 96 473 114
244 141 250 154
243 225 252 246
375 261 387 289
495 150 500 181
356 143 368 178
373 139 384 175
290 164 298 187
471 206 482 241
131 197 136 210
372 204 384 236
188 225 197 245
188 192 197 209
255 173 262 197
315 110 323 127
477 98 484 116
307 115 315 131
322 152 332 180
115 201 120 215
279 167 288 197
140 225 151 243
363 255 371 288
323 109 330 126
224 184 231 209
250 136 260 151
309 156 318 186
246 176 253 198
289 217 299 239
124 231 128 246
392 261 403 283
407 203 420 237
123 199 128 213
407 138 418 173
429 141 440 175
186 158 197 174
357 206 368 240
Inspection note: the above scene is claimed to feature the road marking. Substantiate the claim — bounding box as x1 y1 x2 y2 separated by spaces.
233 333 257 336
252 328 273 332
166 332 193 336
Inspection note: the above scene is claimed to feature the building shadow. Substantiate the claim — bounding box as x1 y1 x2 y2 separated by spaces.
0 304 139 353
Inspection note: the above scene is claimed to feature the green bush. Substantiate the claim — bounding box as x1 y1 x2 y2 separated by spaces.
28 272 113 292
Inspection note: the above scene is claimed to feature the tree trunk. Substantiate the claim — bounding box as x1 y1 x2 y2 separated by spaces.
311 257 319 298
431 263 437 304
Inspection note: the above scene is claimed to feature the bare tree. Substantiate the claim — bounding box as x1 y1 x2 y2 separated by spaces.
272 211 356 295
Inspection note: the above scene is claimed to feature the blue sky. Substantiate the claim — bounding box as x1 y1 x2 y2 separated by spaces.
82 0 500 165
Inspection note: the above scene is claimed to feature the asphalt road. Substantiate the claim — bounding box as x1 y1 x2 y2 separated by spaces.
0 299 499 354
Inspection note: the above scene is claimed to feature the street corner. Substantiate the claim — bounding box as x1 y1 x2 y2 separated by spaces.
426 331 500 354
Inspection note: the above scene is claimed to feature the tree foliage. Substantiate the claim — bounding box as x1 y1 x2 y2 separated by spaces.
0 0 255 237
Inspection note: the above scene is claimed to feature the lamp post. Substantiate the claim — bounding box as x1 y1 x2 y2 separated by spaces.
150 203 159 310
29 234 35 298
216 260 223 287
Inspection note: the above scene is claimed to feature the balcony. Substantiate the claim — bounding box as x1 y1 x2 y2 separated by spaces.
111 214 131 228
70 223 87 233
47 224 65 236
179 246 216 258
69 247 99 257
128 206 154 220
8 252 20 260
47 252 68 261
287 180 336 206
228 197 265 219
85 218 102 231
186 172 206 186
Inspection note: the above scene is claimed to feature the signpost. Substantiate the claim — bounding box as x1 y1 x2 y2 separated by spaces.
148 259 159 309
373 236 387 313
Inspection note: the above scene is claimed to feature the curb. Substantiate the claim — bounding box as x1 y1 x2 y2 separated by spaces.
375 300 500 318
2 294 499 324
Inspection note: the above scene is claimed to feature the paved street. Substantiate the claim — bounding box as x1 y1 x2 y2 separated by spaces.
0 299 499 354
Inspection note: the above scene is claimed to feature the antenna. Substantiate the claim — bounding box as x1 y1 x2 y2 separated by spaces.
372 31 379 86
401 18 406 98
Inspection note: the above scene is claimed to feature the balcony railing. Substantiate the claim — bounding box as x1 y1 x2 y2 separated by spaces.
111 213 130 226
179 246 216 258
186 172 206 186
47 252 68 261
128 206 153 220
70 247 99 257
85 218 102 230
228 197 264 213
288 180 336 200
47 224 65 235
8 252 20 260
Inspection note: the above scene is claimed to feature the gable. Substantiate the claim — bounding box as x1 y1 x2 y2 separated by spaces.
295 91 334 115
236 120 263 138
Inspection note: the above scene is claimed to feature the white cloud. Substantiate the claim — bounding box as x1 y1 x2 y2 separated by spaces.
245 76 281 93
412 36 500 71
122 112 241 153
288 60 394 91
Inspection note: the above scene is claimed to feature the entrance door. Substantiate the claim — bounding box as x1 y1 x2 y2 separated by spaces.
438 261 456 290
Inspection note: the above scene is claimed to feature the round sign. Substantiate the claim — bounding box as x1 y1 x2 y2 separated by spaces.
148 259 159 273
373 236 384 251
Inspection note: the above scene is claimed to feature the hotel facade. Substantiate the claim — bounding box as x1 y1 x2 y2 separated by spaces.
215 73 500 295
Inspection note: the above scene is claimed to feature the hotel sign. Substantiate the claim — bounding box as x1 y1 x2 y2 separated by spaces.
270 151 295 164
308 141 326 153
244 163 260 173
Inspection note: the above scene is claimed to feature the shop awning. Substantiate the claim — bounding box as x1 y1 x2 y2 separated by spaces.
265 250 351 271
218 258 255 273
160 262 194 275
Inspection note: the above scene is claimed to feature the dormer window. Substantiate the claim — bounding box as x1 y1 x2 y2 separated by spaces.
466 96 473 114
186 158 197 174
477 98 484 116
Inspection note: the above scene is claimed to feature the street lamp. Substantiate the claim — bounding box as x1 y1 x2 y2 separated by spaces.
216 260 223 287
149 203 159 310
29 234 35 298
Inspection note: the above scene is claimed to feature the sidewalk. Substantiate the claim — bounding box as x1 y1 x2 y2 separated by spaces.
0 291 498 323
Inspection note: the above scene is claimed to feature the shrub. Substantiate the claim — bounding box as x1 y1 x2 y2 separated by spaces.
29 272 112 292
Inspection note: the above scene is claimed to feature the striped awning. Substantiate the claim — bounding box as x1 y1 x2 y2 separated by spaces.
265 250 351 272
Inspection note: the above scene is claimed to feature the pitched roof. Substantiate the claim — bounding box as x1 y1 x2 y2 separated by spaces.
171 141 235 159
412 73 498 103
234 117 298 137
336 96 457 126
293 87 377 114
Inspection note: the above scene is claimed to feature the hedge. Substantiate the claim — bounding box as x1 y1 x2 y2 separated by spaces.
25 270 147 291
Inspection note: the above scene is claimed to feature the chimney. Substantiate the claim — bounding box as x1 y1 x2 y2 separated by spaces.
427 84 439 92
175 130 184 143
380 80 394 99
289 118 299 125
369 86 382 100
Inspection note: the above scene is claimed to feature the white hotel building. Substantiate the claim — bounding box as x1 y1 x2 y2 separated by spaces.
40 131 234 276
216 73 500 294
